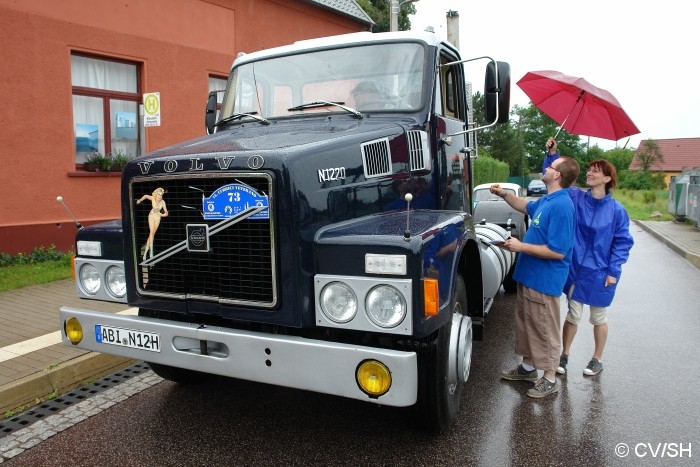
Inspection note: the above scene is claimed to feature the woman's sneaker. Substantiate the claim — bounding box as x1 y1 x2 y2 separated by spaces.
583 358 603 376
557 354 568 375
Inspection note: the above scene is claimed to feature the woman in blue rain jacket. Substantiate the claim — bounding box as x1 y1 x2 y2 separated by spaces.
557 159 634 377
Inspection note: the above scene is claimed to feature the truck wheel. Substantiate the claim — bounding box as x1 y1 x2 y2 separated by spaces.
414 274 471 434
138 309 212 384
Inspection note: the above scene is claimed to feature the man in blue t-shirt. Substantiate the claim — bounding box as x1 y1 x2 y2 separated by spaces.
489 154 580 398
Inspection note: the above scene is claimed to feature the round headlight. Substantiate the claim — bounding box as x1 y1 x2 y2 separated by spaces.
365 285 406 328
320 282 357 323
106 266 126 298
79 264 101 295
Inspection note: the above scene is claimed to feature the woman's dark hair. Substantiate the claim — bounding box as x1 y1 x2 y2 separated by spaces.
589 159 617 193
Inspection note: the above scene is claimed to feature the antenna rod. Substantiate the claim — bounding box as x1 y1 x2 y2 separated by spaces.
403 193 413 242
56 196 83 229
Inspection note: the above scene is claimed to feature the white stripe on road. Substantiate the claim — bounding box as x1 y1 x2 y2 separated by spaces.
0 307 138 363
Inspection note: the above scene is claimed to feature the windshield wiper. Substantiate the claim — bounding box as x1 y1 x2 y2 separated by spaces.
287 101 362 119
214 111 269 127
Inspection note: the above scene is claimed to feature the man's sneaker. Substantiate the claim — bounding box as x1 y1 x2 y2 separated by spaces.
501 364 538 382
556 354 568 375
527 377 561 398
583 358 603 376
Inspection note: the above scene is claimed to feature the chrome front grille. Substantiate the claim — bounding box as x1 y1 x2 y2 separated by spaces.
129 173 276 308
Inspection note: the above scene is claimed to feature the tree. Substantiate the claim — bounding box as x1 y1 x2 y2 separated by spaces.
601 146 635 174
635 139 664 171
513 104 587 173
356 0 416 32
471 92 522 175
471 94 589 176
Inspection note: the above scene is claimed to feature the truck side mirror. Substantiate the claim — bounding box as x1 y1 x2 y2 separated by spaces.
205 91 219 135
485 61 511 124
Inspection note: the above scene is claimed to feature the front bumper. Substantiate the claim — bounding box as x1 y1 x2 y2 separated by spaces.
59 307 418 407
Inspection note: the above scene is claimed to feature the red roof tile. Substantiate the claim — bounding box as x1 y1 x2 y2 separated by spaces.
630 138 700 171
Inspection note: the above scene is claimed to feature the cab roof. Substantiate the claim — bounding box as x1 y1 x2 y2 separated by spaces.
231 30 453 69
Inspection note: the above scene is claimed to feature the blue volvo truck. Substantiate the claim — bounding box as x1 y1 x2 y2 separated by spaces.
59 30 513 434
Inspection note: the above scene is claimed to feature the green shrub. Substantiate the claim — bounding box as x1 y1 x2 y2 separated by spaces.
642 191 656 204
474 155 510 187
618 170 666 190
0 245 70 267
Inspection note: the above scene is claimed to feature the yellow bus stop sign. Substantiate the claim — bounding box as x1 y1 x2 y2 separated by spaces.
143 92 161 127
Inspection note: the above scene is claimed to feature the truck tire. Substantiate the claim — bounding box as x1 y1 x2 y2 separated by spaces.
414 274 471 434
503 265 517 293
138 309 212 384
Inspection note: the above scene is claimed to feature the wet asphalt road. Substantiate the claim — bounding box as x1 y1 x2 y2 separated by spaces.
5 223 699 466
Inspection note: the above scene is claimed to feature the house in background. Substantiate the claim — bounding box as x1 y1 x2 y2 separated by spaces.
0 0 372 255
629 138 700 187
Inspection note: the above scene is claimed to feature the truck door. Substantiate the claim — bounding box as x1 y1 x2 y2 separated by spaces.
435 51 470 213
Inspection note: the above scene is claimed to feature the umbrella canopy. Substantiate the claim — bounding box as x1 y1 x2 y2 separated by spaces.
517 70 640 141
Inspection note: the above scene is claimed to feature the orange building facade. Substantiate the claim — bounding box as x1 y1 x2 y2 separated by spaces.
0 0 370 255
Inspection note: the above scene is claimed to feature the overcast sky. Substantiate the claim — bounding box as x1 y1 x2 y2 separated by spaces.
409 0 695 150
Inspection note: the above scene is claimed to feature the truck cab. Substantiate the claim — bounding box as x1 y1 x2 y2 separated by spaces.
61 30 512 434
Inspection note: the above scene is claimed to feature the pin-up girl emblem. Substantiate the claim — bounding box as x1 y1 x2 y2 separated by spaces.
136 187 168 260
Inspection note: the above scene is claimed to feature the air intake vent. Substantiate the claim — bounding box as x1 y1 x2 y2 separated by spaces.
407 130 431 172
361 138 391 178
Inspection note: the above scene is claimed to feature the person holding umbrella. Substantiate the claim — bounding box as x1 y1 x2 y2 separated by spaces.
557 159 634 377
542 137 559 173
490 155 580 398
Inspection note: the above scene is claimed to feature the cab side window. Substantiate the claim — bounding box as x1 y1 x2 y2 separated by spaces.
437 54 466 120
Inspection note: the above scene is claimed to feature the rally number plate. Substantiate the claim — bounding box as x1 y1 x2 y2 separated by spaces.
95 324 161 352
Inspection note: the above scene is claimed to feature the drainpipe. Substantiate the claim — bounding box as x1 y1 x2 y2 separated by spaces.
390 0 399 32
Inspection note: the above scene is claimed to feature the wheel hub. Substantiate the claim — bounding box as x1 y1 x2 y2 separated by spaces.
448 312 473 388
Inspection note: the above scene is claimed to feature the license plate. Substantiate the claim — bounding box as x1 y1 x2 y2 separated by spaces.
95 324 161 352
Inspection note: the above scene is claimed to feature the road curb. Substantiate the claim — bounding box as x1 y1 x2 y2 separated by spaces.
0 354 134 415
635 220 700 270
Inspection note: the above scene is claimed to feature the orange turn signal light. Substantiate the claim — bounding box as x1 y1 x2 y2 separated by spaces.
423 278 439 317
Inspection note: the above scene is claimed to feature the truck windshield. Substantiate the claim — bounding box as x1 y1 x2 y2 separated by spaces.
219 42 426 121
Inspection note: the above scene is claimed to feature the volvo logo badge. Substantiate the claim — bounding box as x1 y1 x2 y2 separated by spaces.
186 224 209 252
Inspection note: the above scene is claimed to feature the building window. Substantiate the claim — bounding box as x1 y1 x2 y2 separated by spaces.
208 75 227 95
71 54 141 166
208 75 228 121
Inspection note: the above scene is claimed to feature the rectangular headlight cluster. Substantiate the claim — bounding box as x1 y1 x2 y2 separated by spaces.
315 274 413 335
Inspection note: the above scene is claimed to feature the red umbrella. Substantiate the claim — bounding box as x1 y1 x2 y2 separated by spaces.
517 70 640 141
